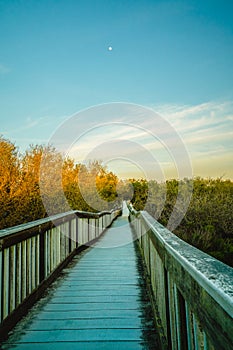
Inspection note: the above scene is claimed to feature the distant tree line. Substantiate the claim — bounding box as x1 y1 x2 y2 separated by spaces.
129 177 233 267
1 136 232 267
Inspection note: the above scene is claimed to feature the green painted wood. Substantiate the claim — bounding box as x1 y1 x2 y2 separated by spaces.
33 309 144 320
1 341 155 349
6 329 151 342
2 214 160 349
23 318 149 330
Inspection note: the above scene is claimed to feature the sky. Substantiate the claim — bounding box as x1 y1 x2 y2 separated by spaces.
0 0 233 180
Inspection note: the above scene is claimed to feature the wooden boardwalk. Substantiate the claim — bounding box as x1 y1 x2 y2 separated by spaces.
1 211 160 349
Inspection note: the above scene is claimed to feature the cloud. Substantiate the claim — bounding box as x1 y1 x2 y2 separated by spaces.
156 100 232 123
5 117 43 134
227 115 233 122
153 100 232 138
68 125 148 161
185 128 233 145
1 114 69 153
6 100 229 179
150 100 233 177
48 100 232 180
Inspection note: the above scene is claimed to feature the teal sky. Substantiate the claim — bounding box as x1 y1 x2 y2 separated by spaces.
0 0 233 179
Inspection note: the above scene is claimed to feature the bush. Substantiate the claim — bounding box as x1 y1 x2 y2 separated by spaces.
130 177 233 267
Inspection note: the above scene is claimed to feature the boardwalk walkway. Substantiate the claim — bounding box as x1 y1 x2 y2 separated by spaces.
2 207 160 349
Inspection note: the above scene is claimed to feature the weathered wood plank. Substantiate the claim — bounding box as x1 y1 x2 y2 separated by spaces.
50 295 145 303
34 309 144 320
25 318 147 330
1 341 153 350
10 329 150 342
42 302 145 311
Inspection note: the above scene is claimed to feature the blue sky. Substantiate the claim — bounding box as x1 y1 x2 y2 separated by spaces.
0 0 233 179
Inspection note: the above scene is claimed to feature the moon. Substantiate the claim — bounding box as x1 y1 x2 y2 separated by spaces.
108 46 113 51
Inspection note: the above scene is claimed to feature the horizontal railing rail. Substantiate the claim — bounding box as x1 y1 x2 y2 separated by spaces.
128 204 233 350
0 207 121 339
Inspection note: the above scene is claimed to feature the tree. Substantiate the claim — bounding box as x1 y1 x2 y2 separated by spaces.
0 137 21 228
129 178 149 211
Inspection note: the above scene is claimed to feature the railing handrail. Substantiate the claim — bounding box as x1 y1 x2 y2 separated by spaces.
140 210 233 317
128 203 233 350
0 208 117 240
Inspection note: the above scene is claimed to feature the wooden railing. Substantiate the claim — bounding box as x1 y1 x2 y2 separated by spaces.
128 204 233 350
0 207 121 337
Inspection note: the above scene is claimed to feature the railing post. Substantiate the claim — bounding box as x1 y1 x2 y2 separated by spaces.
99 216 102 235
96 218 99 238
39 227 45 283
68 219 72 254
175 286 189 350
60 224 65 263
36 235 40 287
193 314 199 349
185 301 194 350
3 248 9 320
31 236 36 291
26 238 32 295
76 216 79 248
78 218 82 246
9 245 16 313
21 241 26 301
56 227 61 266
164 268 172 349
167 271 178 350
50 229 53 273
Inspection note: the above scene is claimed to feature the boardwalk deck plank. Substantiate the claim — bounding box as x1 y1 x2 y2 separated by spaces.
2 341 153 350
23 318 146 330
33 309 144 320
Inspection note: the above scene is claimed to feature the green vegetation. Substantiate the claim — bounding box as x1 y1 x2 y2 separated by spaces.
0 136 232 267
129 177 233 267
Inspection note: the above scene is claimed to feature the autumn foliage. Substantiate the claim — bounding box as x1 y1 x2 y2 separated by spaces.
0 136 232 267
0 137 120 229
